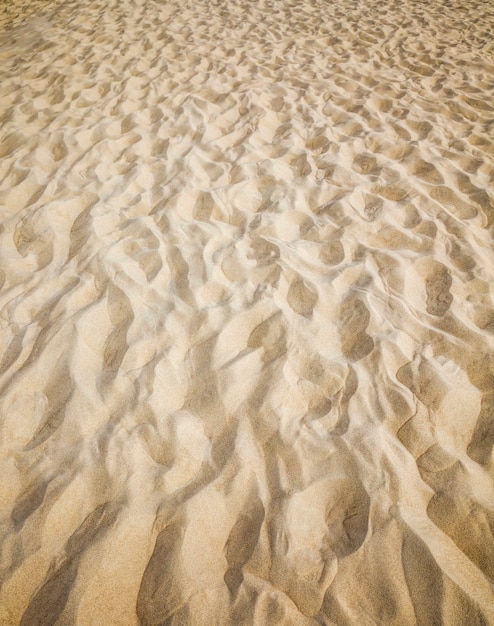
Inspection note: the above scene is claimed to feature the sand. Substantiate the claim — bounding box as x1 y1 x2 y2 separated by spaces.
0 0 493 623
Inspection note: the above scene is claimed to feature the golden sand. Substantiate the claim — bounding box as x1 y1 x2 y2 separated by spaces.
0 0 493 623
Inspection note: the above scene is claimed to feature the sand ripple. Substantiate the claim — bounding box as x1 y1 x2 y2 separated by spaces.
1 0 494 623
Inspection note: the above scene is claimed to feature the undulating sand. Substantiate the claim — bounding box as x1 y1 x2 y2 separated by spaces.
1 0 494 623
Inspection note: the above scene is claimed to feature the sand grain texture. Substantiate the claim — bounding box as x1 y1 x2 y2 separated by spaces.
0 0 494 623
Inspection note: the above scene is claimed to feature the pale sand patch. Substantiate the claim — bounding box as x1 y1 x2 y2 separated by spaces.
0 0 494 623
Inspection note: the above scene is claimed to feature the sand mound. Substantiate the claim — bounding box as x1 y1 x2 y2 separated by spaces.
0 0 493 623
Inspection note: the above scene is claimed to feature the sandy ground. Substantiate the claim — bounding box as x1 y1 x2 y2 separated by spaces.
0 0 493 623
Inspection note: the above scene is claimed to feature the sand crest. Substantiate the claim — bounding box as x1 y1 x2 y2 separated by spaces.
1 0 494 623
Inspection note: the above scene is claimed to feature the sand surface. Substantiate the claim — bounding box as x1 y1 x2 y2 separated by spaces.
1 0 494 623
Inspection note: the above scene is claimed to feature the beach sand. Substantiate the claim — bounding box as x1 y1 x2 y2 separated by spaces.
0 0 493 623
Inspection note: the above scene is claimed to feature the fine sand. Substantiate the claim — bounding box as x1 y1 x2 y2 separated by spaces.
1 0 494 623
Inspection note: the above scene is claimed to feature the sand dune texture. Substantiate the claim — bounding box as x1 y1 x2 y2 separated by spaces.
1 0 494 623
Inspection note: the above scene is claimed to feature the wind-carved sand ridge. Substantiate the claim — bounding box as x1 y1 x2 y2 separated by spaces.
0 0 493 623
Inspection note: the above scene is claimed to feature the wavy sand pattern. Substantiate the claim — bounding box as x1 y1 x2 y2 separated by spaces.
1 0 494 623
